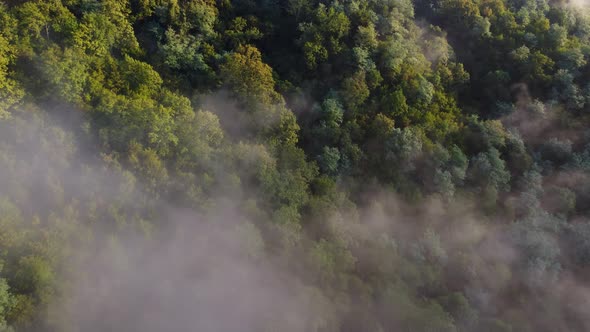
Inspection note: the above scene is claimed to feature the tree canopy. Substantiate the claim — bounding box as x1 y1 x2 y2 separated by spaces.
0 0 590 331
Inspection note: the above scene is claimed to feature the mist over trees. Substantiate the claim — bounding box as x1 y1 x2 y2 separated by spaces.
1 0 590 331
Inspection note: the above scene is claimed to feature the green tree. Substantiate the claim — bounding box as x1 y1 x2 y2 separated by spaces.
220 45 280 108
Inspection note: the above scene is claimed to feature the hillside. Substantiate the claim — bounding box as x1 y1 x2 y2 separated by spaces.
1 0 590 331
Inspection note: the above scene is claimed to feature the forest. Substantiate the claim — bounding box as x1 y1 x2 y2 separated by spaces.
1 0 590 331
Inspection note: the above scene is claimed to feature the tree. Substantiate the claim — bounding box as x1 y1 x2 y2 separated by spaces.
220 45 281 108
13 256 54 305
158 28 215 88
222 17 262 48
318 146 341 176
175 110 223 169
120 55 163 96
38 46 88 104
297 4 350 69
468 148 511 206
381 89 410 125
341 71 370 113
385 127 423 173
0 278 14 331
0 6 22 117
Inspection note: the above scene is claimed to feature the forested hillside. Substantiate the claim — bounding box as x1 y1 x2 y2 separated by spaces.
1 0 590 331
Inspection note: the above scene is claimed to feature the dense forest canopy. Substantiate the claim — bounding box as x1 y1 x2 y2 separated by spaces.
1 0 590 331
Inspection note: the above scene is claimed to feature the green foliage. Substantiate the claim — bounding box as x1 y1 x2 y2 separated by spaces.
1 0 590 331
340 71 370 113
318 146 341 176
468 148 511 206
0 278 14 331
0 6 22 117
298 4 350 69
220 44 280 108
